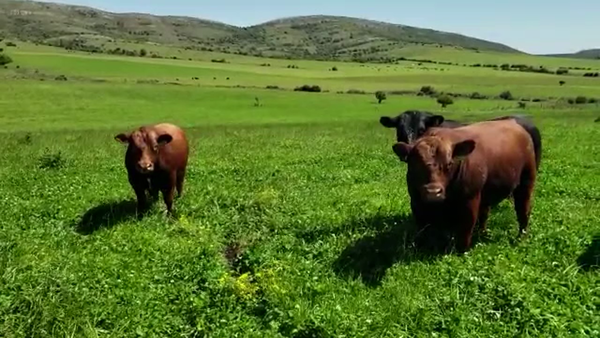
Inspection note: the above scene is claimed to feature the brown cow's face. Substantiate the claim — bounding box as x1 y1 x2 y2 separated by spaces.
115 128 173 174
393 137 475 202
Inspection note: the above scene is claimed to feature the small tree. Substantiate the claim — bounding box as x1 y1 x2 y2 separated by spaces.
559 80 566 86
575 96 588 104
0 53 12 66
375 91 387 104
437 95 454 108
419 85 436 96
470 92 486 100
139 48 148 57
499 90 514 100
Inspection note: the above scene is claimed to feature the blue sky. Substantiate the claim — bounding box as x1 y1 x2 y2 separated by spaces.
39 0 599 54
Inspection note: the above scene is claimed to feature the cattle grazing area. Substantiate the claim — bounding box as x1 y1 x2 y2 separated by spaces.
0 42 599 337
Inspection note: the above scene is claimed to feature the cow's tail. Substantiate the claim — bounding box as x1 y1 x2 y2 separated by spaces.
512 115 542 171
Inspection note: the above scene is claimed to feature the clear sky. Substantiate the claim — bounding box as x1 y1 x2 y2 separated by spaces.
38 0 599 54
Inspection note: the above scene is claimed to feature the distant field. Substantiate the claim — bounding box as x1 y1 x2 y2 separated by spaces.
3 43 600 100
0 41 599 337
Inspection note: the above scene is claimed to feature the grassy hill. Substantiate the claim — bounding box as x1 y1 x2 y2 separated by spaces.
544 49 600 60
0 0 521 61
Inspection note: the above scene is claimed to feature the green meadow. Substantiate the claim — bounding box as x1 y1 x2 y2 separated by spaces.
0 42 598 337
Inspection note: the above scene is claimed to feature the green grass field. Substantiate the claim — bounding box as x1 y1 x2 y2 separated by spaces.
0 43 599 337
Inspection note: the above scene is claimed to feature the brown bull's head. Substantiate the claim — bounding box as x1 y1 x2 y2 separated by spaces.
115 127 173 174
393 136 475 202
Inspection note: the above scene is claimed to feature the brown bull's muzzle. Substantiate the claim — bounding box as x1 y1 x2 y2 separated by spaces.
136 161 154 174
420 184 445 202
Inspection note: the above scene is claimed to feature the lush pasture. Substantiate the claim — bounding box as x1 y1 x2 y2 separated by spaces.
0 45 599 337
5 43 600 98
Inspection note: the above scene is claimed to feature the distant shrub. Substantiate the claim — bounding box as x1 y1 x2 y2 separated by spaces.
575 96 588 104
211 58 227 63
437 95 454 108
346 89 366 95
499 90 514 100
0 53 12 66
287 65 299 69
265 85 280 90
331 66 338 71
556 68 568 75
55 75 68 81
139 48 148 57
588 97 598 104
518 102 527 109
38 149 65 170
5 42 16 47
583 72 599 77
137 79 160 84
260 63 271 67
419 85 436 96
559 80 566 86
567 98 575 104
500 64 511 71
532 98 543 102
388 90 415 95
20 133 32 145
375 91 387 104
470 92 487 100
294 85 321 93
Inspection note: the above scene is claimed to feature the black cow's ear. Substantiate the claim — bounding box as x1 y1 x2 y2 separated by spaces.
426 115 445 128
379 116 397 128
452 140 476 160
157 134 173 146
115 133 130 143
392 142 413 162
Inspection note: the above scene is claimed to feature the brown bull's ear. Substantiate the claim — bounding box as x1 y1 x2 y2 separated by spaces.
452 140 476 160
392 142 413 162
156 134 173 146
115 133 130 143
426 115 445 128
379 116 397 128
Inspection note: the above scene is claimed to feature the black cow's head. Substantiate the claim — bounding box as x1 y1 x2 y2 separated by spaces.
379 110 445 144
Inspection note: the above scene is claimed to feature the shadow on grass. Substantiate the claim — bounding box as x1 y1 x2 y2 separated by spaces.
577 234 600 271
74 200 144 235
332 213 451 287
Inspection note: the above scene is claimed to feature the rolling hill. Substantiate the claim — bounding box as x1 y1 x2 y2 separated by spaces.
0 0 522 61
544 49 600 60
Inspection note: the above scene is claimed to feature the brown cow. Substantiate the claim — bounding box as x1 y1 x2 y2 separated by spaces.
115 123 189 214
392 119 537 252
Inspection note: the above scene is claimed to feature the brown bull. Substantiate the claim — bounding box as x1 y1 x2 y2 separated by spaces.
392 119 538 252
115 123 189 214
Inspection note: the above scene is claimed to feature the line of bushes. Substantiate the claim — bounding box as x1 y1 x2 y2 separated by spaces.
294 85 321 93
567 96 598 104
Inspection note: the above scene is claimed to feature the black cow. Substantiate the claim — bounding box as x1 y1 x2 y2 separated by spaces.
379 110 542 170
